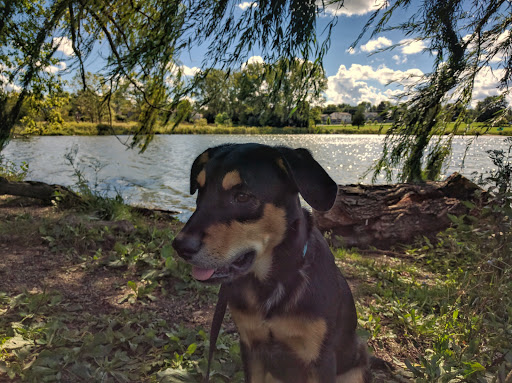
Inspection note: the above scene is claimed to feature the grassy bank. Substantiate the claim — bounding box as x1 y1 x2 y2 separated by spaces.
0 187 510 382
12 121 512 137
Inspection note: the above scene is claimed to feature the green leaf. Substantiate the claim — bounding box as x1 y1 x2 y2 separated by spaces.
186 343 197 355
127 281 137 292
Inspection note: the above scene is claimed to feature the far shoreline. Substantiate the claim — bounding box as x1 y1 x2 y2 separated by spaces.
11 121 512 138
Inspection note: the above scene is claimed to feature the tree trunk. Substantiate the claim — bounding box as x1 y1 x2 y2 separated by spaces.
313 173 485 249
0 177 79 204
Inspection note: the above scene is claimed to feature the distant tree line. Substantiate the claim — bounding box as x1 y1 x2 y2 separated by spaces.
321 96 510 126
6 65 509 135
4 58 329 133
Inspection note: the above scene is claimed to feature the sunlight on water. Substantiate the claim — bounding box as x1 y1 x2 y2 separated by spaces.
3 134 508 220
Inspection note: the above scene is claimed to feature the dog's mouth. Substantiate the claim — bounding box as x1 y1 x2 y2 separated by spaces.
191 250 256 283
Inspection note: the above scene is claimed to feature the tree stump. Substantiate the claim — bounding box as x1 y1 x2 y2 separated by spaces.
313 173 485 249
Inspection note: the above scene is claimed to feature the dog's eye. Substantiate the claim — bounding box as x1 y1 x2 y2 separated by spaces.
234 192 251 203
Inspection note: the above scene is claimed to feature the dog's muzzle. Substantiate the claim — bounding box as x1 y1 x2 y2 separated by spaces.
172 235 256 283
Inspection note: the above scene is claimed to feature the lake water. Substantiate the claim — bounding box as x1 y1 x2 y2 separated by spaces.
3 134 508 220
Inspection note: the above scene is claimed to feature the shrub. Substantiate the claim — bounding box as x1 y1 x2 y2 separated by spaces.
194 118 208 128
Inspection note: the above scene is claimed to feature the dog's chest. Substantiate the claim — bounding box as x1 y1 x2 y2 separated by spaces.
228 297 327 365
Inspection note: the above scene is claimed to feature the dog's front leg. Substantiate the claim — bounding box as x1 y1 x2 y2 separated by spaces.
240 342 266 383
309 351 337 383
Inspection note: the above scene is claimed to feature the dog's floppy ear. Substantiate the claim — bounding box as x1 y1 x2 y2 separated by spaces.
190 148 212 194
277 147 338 211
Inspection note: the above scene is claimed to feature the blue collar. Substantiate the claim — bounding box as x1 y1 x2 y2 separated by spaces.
302 242 308 258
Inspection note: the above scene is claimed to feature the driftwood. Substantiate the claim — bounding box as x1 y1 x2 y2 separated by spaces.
0 176 79 204
313 173 485 249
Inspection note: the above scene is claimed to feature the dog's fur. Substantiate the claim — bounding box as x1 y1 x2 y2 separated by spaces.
172 144 370 383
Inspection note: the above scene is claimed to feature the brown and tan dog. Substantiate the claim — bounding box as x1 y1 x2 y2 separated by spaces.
172 143 370 383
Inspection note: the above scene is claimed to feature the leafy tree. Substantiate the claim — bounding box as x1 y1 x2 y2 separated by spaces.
197 58 326 128
476 95 508 122
196 69 232 123
310 106 323 125
20 92 68 134
0 0 196 151
0 0 332 152
337 103 355 114
214 112 232 126
354 0 512 182
174 99 193 124
352 109 366 128
230 62 267 126
376 101 392 120
69 73 111 123
323 104 339 114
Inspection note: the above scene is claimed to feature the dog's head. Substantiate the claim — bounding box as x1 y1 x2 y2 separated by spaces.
172 143 337 283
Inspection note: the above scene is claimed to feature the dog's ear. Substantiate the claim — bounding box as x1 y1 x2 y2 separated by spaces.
190 149 210 194
277 147 338 211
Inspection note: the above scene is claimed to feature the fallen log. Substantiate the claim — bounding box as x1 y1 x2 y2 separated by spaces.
0 176 80 204
313 173 485 249
0 177 180 215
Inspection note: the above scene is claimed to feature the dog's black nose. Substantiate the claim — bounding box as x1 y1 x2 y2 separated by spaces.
172 234 201 260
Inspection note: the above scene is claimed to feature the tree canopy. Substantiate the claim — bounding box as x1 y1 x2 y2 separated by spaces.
357 0 512 181
0 0 330 152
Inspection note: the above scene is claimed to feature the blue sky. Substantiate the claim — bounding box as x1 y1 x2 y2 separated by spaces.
48 0 508 108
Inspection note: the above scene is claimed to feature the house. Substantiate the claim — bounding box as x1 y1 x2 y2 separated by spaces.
190 113 203 121
364 112 382 122
329 112 352 124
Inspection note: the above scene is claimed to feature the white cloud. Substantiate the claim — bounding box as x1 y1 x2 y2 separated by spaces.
241 55 264 70
181 65 200 76
392 54 407 64
319 0 387 17
471 66 511 106
400 39 427 55
361 36 392 53
485 30 510 64
0 74 21 92
53 37 74 56
326 62 510 108
325 63 423 105
168 63 200 77
346 47 356 55
247 55 264 65
238 2 258 10
45 61 67 74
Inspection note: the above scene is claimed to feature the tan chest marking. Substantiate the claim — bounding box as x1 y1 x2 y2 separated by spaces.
230 305 327 365
270 316 327 364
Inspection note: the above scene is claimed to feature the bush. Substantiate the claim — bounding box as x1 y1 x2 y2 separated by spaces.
96 124 111 135
214 112 232 126
194 118 208 128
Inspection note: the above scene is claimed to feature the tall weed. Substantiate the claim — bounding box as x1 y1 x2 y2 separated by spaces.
63 145 130 220
0 155 29 181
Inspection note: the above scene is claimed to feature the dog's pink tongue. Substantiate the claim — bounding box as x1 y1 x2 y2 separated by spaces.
191 267 215 281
